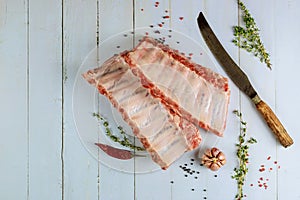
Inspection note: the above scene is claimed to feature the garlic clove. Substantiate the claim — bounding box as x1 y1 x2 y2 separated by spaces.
204 148 213 158
210 163 220 171
202 156 211 163
218 152 226 161
204 161 211 169
211 147 220 157
220 159 226 165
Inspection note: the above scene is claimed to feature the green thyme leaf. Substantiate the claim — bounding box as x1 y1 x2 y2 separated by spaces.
232 110 257 200
92 112 145 151
233 0 272 69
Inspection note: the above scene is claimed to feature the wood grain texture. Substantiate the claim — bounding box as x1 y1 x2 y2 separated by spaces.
28 0 63 199
274 0 300 199
0 0 28 199
255 99 293 147
63 0 99 199
98 1 135 200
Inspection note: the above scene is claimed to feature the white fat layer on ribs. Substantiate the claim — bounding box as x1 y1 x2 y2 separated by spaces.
82 55 200 169
128 40 228 135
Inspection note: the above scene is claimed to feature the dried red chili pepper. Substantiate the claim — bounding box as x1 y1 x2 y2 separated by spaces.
95 143 133 160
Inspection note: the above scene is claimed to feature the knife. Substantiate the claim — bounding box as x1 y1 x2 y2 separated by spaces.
197 12 293 147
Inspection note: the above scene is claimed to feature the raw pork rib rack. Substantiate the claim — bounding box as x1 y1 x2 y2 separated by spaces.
123 37 230 136
83 36 230 169
83 55 201 169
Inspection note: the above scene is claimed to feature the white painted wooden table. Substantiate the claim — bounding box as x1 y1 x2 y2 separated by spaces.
1 0 300 199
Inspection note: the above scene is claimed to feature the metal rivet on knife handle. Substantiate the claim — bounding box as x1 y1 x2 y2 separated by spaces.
197 12 294 147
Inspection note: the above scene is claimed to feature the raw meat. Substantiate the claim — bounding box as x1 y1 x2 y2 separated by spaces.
122 36 230 136
83 55 201 169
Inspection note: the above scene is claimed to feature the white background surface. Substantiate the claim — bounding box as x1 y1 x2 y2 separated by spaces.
1 0 300 199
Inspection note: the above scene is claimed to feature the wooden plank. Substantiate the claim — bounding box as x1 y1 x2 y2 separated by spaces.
0 0 28 199
239 0 277 199
63 0 99 199
170 0 240 199
99 0 134 41
133 1 172 199
133 0 239 199
27 0 63 199
274 0 300 199
98 1 135 199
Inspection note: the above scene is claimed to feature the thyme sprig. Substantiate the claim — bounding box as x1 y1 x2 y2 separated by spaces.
232 110 257 200
233 0 272 69
92 112 145 151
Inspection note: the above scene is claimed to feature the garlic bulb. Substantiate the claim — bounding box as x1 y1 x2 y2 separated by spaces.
201 147 226 171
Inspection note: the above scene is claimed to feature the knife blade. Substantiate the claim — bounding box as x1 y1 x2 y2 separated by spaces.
197 12 293 147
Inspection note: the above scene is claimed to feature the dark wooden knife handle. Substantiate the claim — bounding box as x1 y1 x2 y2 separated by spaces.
253 97 293 148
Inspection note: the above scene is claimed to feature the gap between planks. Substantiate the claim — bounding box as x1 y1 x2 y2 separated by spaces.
26 0 30 199
96 1 100 200
61 0 65 200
